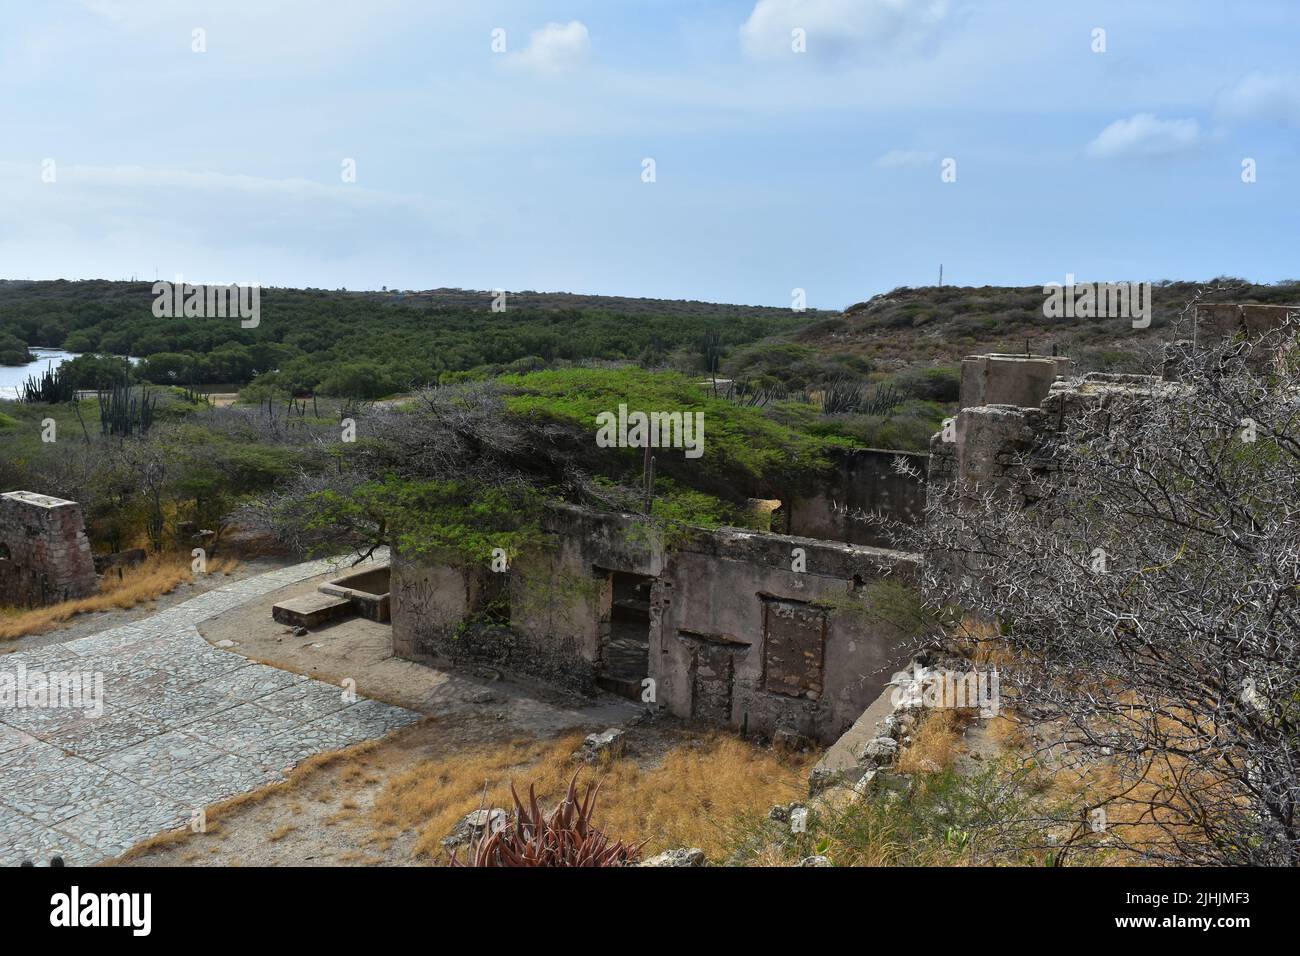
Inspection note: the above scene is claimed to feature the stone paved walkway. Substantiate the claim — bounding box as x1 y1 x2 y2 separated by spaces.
0 552 420 865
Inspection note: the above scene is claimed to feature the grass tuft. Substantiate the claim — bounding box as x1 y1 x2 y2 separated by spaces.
0 553 237 642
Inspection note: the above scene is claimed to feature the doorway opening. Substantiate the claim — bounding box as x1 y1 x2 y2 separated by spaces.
596 569 654 699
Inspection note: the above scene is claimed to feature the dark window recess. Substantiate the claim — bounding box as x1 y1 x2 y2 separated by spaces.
0 543 11 561
762 598 827 698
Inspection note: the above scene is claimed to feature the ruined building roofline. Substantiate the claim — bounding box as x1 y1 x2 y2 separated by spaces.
542 500 922 568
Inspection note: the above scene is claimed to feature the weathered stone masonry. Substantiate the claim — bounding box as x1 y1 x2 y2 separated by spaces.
0 491 98 608
390 503 921 743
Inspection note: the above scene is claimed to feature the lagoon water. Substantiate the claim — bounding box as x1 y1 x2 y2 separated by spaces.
0 349 141 400
0 349 82 400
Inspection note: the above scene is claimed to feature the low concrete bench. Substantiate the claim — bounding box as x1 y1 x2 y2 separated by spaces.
272 592 354 629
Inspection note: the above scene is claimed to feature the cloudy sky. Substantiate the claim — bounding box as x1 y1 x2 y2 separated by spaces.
1 1 1295 308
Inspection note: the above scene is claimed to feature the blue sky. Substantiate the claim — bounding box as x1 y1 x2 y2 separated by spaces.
1 1 1296 308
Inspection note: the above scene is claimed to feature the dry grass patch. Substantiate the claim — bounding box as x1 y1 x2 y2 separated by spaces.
372 731 812 863
986 712 1026 749
115 738 381 862
267 824 297 842
0 553 239 641
895 709 969 774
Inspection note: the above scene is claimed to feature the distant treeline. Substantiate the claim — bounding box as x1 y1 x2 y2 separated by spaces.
0 280 814 398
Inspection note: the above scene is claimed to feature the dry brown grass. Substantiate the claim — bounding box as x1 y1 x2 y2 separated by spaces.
895 709 968 774
1036 704 1243 865
371 731 812 863
985 712 1026 748
267 823 297 842
0 553 239 642
114 737 381 863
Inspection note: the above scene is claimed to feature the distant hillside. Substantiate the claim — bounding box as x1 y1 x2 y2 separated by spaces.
4 276 1296 406
725 279 1300 386
0 279 823 321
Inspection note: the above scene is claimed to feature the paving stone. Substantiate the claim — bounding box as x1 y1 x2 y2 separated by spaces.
100 729 226 783
0 698 99 739
43 708 168 761
0 644 79 669
252 722 358 774
63 626 155 657
0 754 128 825
155 645 250 686
146 753 285 809
0 721 42 756
63 650 156 683
327 698 423 743
254 680 354 723
124 682 240 729
0 552 413 860
0 802 93 867
199 663 302 705
183 702 297 753
53 786 191 860
0 736 66 774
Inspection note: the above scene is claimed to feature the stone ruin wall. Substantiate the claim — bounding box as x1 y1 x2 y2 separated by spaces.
650 526 921 745
958 353 1073 411
784 447 929 548
389 502 922 744
0 491 99 608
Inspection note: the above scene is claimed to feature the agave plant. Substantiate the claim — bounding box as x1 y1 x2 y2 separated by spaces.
451 772 643 867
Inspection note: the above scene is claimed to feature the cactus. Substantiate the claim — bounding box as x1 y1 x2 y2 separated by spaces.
19 362 77 404
820 378 903 416
97 382 158 436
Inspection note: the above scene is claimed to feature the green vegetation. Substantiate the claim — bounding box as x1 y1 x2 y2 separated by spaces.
0 332 32 366
728 760 1059 867
302 478 545 566
5 276 1294 561
0 280 809 397
502 367 848 494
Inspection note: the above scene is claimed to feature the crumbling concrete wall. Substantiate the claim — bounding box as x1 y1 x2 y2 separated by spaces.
1168 303 1300 377
509 504 663 669
1195 303 1298 341
651 528 921 744
390 556 485 658
927 372 1184 588
931 373 1175 499
785 447 928 548
388 505 664 694
0 491 98 608
959 354 1073 411
389 501 921 742
390 546 598 694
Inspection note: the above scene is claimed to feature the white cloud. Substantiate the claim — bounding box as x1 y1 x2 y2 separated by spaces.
513 21 592 72
874 149 938 168
1216 72 1300 127
740 0 953 61
1085 113 1202 160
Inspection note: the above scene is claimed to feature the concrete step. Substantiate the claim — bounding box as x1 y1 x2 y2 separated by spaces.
272 592 355 629
597 674 644 701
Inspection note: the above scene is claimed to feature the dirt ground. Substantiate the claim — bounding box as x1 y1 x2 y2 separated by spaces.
119 717 503 866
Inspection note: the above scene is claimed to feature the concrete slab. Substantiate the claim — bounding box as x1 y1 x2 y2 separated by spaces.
272 592 354 629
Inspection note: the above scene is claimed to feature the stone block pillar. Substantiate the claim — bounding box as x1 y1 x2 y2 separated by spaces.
0 491 99 608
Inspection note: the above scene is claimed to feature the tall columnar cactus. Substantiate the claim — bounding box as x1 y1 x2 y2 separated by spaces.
97 383 158 436
19 363 77 404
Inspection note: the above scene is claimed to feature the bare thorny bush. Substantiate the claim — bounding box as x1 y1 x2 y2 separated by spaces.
909 311 1300 865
